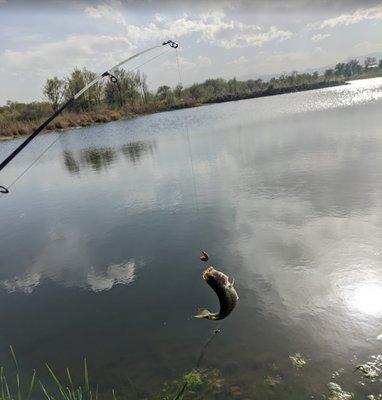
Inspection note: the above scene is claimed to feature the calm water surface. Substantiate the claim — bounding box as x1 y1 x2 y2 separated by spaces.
1 78 382 398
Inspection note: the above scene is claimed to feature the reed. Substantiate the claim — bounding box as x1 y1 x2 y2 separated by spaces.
0 347 100 400
0 347 36 400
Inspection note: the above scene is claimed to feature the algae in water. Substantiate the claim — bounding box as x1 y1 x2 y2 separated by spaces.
289 353 307 369
355 355 382 382
326 382 353 400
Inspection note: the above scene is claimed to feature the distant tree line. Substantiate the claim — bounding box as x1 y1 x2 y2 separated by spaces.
1 56 381 138
41 57 382 113
323 57 381 80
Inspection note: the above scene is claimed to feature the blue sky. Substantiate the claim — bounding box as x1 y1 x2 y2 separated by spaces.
0 0 382 105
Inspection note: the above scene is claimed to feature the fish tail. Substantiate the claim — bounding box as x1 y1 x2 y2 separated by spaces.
194 309 212 319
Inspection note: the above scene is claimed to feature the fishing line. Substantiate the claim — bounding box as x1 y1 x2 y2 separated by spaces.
174 47 200 212
171 325 222 400
196 326 221 368
126 48 170 74
129 49 171 107
0 41 178 196
186 129 200 212
107 49 171 108
175 48 183 85
0 134 63 199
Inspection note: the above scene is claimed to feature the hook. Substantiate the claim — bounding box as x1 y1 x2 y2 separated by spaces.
0 185 9 194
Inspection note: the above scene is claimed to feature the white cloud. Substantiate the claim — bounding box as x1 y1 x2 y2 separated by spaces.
257 46 328 73
161 56 196 71
85 8 292 49
353 40 382 54
309 4 382 30
231 55 250 65
197 55 212 66
84 0 126 25
154 14 165 23
0 34 135 76
311 33 331 42
122 11 234 44
160 55 212 74
217 25 292 49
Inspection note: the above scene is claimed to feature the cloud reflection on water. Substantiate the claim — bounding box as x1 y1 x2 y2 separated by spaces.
0 260 138 294
87 261 136 292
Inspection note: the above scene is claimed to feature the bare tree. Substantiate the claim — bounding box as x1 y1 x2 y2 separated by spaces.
364 56 377 68
43 77 64 111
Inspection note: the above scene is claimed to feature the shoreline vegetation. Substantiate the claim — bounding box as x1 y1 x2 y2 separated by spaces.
1 57 381 141
1 346 381 400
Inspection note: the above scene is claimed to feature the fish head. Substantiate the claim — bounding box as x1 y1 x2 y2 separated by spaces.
203 267 232 288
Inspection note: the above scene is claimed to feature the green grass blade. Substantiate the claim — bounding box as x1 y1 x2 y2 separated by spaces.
111 389 117 400
172 382 188 400
9 346 21 400
16 373 21 400
39 381 52 400
1 367 5 400
66 368 74 392
65 368 75 400
26 369 36 400
9 346 19 373
83 359 89 395
46 363 68 400
3 375 11 400
65 386 74 400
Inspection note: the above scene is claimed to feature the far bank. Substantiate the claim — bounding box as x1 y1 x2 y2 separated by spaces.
0 79 346 142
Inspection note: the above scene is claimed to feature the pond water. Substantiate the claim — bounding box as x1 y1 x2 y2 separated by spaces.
1 78 382 399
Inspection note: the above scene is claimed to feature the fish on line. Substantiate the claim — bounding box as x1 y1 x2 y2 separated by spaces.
195 252 239 321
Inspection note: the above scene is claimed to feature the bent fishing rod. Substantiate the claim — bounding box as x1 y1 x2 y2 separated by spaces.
0 40 179 194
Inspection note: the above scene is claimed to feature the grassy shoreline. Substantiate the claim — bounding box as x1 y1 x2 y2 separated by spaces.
0 80 346 142
1 346 381 400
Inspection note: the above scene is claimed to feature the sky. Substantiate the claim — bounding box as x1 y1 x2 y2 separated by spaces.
0 0 382 105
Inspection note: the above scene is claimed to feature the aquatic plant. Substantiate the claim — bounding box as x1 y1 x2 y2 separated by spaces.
0 347 103 400
289 353 307 369
264 374 282 387
355 355 382 382
40 359 96 400
326 382 353 400
183 370 203 389
160 368 223 400
0 346 36 400
331 368 345 380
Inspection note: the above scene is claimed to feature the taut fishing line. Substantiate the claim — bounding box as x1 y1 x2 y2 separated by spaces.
127 48 170 74
0 40 179 197
175 48 183 85
171 326 222 400
169 54 222 400
174 47 200 212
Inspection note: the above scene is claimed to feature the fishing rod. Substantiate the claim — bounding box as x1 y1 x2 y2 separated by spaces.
0 40 179 194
